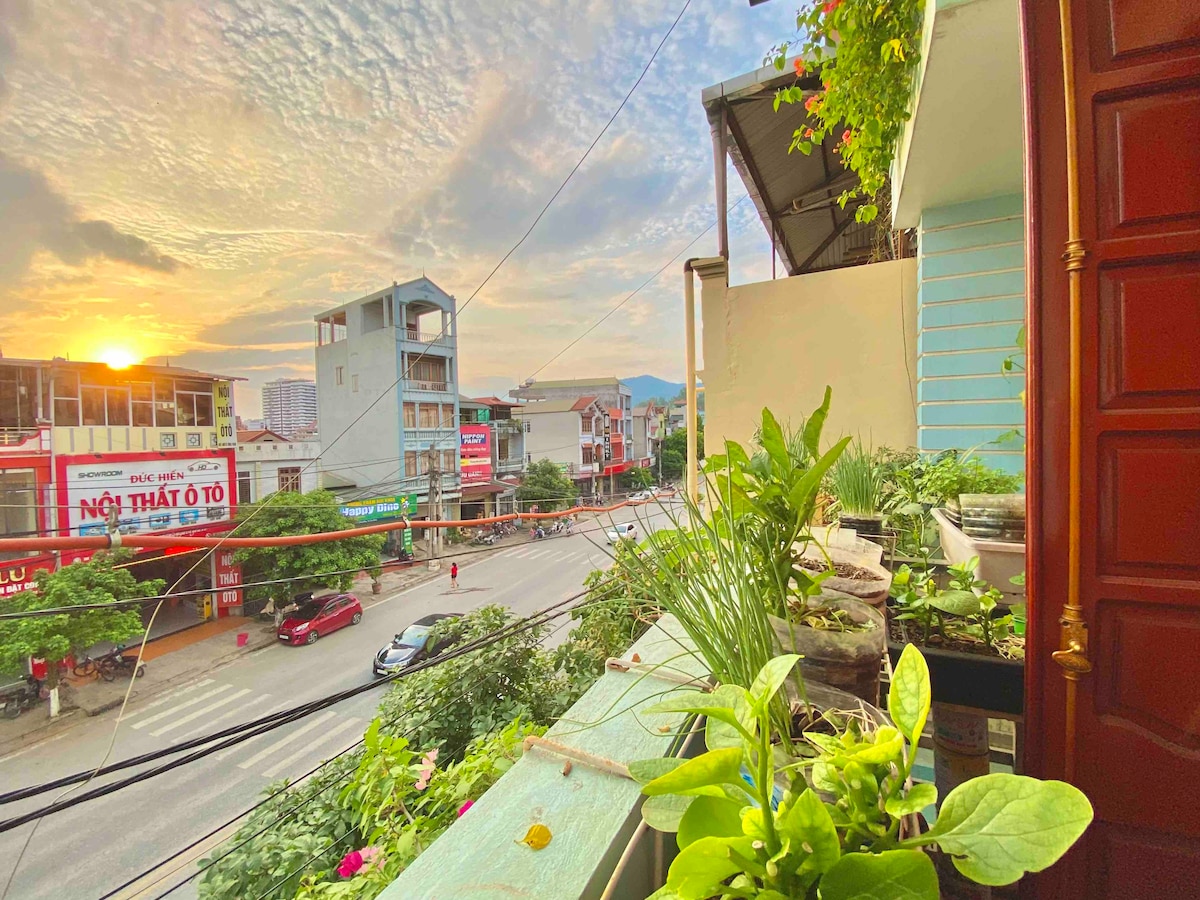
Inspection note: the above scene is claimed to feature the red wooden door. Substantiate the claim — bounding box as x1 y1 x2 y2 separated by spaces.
1023 0 1200 896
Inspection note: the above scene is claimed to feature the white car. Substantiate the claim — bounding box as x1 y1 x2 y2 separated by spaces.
629 490 652 501
606 523 638 544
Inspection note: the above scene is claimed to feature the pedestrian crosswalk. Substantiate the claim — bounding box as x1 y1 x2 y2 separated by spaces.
119 678 366 780
496 546 608 564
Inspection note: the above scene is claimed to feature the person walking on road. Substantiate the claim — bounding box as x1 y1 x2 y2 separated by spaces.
450 561 459 590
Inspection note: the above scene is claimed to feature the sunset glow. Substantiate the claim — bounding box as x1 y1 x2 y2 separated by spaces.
100 348 137 370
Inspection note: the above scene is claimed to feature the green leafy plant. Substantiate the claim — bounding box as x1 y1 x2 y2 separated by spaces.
827 439 883 518
231 489 384 610
633 647 1092 899
0 550 163 715
703 389 850 602
516 459 580 512
917 450 1023 507
378 606 569 754
891 558 1022 659
769 0 926 223
659 423 705 483
553 545 662 698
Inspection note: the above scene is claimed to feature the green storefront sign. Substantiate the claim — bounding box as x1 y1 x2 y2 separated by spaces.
340 494 419 552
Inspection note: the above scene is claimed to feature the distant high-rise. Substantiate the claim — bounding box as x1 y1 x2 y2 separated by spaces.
261 378 317 438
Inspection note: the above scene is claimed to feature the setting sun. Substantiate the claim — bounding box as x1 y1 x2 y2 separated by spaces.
99 348 137 369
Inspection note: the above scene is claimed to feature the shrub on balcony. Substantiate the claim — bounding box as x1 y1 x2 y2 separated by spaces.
769 0 925 223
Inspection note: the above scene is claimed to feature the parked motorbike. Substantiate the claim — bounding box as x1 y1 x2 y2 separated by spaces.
1 677 42 719
529 526 545 540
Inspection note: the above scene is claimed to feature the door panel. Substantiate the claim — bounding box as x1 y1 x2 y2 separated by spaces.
1024 0 1200 896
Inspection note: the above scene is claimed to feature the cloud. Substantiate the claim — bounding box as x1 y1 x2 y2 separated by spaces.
195 302 326 346
0 153 180 286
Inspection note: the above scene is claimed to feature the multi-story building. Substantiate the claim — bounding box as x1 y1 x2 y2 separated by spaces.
261 378 318 439
510 377 636 487
520 397 606 497
235 429 321 504
632 402 665 473
464 397 526 515
0 357 244 626
314 278 461 523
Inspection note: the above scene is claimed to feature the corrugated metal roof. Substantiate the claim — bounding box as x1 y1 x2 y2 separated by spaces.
702 60 896 276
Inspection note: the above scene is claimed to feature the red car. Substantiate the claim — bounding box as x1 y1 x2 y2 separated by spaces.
277 593 363 645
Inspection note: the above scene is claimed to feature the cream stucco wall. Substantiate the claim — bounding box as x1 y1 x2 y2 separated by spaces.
701 258 918 456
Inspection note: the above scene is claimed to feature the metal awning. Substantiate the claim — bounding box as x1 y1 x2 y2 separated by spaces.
702 60 883 276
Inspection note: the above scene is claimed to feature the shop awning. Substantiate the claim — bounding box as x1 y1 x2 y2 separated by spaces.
461 483 511 497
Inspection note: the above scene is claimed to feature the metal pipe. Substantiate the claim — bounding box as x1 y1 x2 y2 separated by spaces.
710 109 729 260
599 819 650 900
684 259 700 505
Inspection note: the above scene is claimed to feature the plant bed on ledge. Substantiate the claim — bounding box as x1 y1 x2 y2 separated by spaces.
886 558 1025 716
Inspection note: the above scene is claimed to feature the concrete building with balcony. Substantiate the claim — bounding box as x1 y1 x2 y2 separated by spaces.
313 278 461 520
511 377 637 487
261 378 318 439
0 356 244 628
632 401 664 470
520 396 605 497
235 429 321 504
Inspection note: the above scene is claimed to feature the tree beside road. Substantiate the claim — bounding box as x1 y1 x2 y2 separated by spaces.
0 551 164 717
515 459 579 512
231 490 385 615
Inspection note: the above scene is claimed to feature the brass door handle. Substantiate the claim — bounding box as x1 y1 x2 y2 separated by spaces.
1052 639 1092 678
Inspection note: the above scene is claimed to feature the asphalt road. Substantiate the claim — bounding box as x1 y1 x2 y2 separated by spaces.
0 503 679 900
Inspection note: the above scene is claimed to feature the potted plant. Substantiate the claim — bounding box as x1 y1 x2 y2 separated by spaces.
628 391 888 713
887 557 1024 714
828 438 885 541
632 646 1091 900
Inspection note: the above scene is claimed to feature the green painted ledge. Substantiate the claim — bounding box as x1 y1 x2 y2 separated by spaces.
377 615 706 900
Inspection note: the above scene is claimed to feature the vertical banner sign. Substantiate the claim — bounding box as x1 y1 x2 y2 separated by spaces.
213 381 236 447
459 425 492 485
213 549 243 609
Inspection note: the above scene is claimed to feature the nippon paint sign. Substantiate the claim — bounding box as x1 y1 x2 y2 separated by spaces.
459 425 492 486
58 451 236 537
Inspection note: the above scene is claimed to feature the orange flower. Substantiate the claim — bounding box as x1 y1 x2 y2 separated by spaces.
842 129 852 144
793 58 805 76
823 0 844 12
804 94 820 113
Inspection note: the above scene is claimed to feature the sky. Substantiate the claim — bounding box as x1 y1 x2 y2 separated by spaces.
0 0 796 417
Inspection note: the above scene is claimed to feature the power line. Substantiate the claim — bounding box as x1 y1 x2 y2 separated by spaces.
125 608 585 900
0 588 592 822
526 193 750 383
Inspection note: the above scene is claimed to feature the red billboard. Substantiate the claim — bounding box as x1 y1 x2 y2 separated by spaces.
0 556 55 599
459 425 492 486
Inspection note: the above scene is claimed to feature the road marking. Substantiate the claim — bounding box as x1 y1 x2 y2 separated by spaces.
150 687 253 737
129 684 233 730
214 696 295 759
260 717 363 778
170 692 275 744
237 711 339 770
119 678 215 721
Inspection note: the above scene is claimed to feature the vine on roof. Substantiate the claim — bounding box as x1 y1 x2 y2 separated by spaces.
768 0 925 224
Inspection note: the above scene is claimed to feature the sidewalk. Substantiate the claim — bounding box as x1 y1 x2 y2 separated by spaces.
0 541 509 756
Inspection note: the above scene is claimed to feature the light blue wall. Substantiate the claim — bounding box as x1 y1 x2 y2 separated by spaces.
917 195 1025 475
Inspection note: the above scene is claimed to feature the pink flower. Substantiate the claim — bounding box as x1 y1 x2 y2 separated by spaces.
804 94 820 113
842 129 852 144
360 846 385 871
337 850 364 879
414 748 439 791
458 799 474 817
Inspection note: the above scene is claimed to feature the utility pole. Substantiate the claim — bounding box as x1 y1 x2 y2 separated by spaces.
427 447 442 567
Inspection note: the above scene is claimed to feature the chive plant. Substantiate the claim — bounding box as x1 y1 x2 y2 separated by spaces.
829 439 884 517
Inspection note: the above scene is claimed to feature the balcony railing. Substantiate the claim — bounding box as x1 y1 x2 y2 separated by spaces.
405 381 450 393
0 427 43 448
404 329 448 343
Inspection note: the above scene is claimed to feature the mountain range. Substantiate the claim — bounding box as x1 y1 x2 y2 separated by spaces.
621 375 685 406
